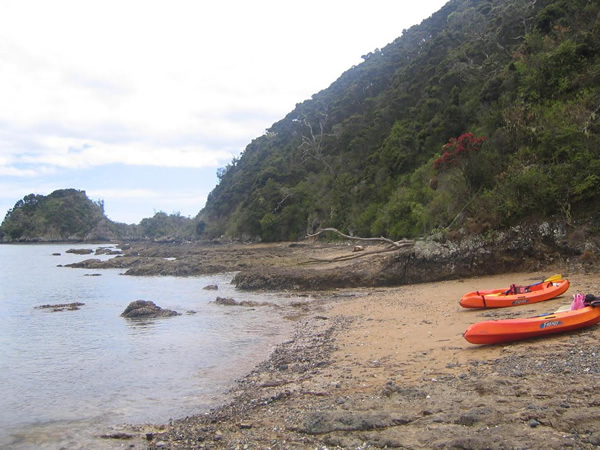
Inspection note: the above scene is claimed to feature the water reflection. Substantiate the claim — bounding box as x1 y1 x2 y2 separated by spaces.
124 318 161 329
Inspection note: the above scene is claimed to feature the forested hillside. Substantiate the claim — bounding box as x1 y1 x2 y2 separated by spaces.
0 189 197 242
0 189 111 241
199 0 600 242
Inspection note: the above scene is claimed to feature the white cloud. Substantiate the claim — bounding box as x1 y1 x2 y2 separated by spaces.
0 0 449 223
86 188 158 200
21 137 231 169
0 166 40 177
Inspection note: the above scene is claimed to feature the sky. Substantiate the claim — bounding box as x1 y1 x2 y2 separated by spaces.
0 0 449 225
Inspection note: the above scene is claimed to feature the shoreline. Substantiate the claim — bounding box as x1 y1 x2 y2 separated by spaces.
12 240 595 448
110 270 600 449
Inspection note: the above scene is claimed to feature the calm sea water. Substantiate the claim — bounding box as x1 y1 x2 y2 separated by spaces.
0 244 296 449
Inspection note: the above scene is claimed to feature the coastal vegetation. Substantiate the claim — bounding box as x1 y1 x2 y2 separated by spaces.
0 189 109 241
199 0 600 242
0 189 196 242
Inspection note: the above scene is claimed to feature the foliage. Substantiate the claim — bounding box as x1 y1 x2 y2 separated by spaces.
433 133 487 172
137 211 197 240
0 190 198 242
199 0 600 241
7 0 597 243
0 189 107 241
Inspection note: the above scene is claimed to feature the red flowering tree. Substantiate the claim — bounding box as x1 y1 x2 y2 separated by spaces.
434 133 487 172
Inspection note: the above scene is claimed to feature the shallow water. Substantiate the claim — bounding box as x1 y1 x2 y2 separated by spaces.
0 244 296 448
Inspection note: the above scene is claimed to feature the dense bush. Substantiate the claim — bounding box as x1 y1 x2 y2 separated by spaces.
1 189 106 240
199 0 600 241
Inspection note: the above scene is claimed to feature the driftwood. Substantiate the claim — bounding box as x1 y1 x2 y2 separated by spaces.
305 228 415 263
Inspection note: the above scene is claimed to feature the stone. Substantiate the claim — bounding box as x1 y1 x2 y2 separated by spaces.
529 419 540 427
35 302 84 312
66 248 94 255
120 300 180 318
455 407 500 426
302 411 413 434
214 297 237 306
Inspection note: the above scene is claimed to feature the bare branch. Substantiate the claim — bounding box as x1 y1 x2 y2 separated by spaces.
298 114 334 174
305 227 414 249
273 193 291 213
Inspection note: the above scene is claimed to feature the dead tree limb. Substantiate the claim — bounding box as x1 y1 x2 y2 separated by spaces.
299 114 334 175
303 228 415 263
306 227 414 249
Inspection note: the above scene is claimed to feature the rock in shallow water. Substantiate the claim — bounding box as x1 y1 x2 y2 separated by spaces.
120 300 180 318
35 302 85 312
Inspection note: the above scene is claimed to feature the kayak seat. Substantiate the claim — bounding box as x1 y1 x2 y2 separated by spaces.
505 284 531 295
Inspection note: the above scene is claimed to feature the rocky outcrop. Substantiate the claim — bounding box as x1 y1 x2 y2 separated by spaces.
233 220 597 290
95 247 121 255
66 248 94 255
233 267 370 291
120 300 180 318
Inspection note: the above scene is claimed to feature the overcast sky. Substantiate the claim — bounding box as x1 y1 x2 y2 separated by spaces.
0 0 448 224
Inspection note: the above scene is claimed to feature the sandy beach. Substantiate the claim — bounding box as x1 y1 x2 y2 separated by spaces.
65 240 597 449
103 267 598 449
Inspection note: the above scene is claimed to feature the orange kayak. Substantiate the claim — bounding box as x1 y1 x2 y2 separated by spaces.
459 279 570 308
463 305 600 345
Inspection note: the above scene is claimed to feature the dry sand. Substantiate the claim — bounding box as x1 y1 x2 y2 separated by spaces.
131 269 600 449
329 272 576 386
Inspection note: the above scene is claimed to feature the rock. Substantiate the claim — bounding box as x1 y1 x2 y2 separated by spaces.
213 297 276 307
380 382 426 399
552 408 600 434
353 245 364 252
64 258 104 269
100 432 133 440
215 296 237 306
529 419 540 427
35 302 84 311
302 411 413 434
95 247 121 255
66 248 94 255
203 284 219 290
120 300 180 318
455 407 500 426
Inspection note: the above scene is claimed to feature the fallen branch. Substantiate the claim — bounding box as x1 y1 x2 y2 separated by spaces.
306 227 414 249
304 228 414 264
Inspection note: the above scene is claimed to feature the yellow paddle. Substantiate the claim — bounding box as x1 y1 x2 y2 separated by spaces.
535 273 563 285
486 274 563 296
